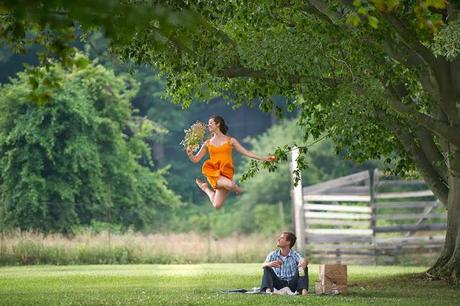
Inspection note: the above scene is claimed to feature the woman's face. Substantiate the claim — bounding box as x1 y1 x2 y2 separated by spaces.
208 118 219 133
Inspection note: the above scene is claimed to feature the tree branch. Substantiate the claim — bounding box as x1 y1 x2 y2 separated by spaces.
146 25 196 57
440 59 460 126
216 64 340 88
376 109 449 206
383 38 441 103
217 65 266 78
370 8 457 121
267 7 297 28
303 0 343 25
436 109 450 154
396 130 448 206
315 1 456 128
446 2 459 22
415 126 449 183
379 12 438 73
382 23 458 127
385 84 460 147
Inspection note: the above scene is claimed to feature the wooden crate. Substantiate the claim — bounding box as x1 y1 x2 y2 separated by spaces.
317 264 347 294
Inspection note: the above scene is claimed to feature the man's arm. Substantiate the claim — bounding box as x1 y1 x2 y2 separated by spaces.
262 261 282 268
262 251 281 268
299 258 309 269
295 251 309 268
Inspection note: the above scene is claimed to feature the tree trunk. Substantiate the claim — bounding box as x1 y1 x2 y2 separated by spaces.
271 109 278 126
152 142 165 167
427 149 460 282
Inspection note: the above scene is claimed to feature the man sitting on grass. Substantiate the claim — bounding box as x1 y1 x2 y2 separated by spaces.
261 231 309 296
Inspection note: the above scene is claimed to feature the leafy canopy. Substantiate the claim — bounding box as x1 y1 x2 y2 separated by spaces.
109 1 458 198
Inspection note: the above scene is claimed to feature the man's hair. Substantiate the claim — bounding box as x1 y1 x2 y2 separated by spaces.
283 231 297 249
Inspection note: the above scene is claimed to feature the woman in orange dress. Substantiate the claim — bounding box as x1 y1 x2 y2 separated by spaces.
186 115 276 209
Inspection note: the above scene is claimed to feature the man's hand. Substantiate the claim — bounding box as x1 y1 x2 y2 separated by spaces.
264 260 282 268
298 258 309 269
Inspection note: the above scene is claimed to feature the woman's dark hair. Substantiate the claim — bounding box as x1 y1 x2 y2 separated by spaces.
211 115 228 135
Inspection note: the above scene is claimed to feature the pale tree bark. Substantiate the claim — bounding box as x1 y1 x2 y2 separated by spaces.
382 73 460 281
428 147 460 281
380 113 449 205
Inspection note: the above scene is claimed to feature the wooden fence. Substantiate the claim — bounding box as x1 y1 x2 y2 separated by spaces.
290 148 446 265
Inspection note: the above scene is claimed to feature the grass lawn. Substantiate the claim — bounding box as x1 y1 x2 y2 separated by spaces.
0 264 459 305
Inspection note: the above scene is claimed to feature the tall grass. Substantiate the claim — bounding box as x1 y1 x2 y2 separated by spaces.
0 230 440 266
0 231 275 265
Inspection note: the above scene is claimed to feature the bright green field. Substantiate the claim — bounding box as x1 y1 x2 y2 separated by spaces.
0 264 459 305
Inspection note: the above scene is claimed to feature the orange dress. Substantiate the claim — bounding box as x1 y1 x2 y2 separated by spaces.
202 138 234 189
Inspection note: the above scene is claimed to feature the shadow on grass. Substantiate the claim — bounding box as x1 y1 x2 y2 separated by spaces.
347 272 460 299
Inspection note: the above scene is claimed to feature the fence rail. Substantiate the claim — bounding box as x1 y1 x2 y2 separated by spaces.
289 153 446 265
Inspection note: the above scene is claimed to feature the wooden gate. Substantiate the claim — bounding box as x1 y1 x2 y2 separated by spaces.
290 148 447 264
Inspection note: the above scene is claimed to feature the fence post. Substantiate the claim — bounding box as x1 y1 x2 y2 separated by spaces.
290 147 305 252
370 169 378 264
0 209 3 259
278 201 285 229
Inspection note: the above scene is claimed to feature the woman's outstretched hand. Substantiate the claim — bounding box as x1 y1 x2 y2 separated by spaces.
266 155 277 162
186 146 194 156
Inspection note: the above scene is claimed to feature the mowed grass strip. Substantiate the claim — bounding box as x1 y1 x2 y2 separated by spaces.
0 264 459 305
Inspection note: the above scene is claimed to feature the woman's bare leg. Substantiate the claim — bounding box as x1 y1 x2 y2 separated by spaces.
216 176 242 193
196 177 238 209
195 178 215 202
212 189 230 209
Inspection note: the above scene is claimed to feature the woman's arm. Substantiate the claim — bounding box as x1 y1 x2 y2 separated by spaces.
186 142 208 164
231 137 273 161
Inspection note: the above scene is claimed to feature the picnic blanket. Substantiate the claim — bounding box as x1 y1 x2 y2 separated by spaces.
220 288 261 294
220 287 298 295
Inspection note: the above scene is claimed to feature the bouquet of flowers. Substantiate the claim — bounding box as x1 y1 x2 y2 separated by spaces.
180 121 209 152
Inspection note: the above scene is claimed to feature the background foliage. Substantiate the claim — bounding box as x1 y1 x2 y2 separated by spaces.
0 53 180 233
